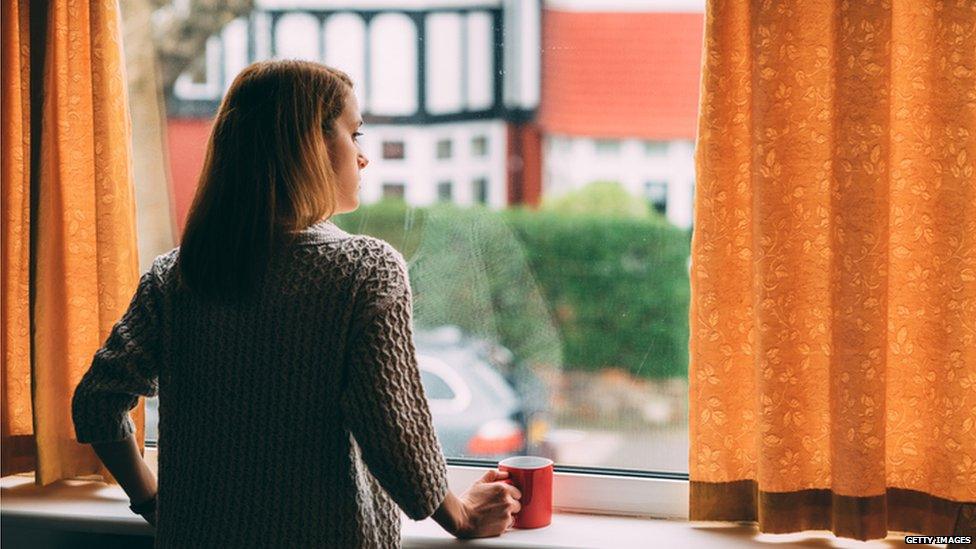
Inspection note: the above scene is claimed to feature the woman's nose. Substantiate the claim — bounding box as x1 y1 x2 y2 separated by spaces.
358 155 369 169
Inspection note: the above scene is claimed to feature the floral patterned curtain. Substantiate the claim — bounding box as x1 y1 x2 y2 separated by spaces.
690 0 975 541
1 0 143 484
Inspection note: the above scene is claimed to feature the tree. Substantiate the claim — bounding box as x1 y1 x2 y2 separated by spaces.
120 0 255 268
149 0 255 95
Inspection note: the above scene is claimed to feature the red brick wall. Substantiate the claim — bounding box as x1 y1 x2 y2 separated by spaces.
165 118 212 235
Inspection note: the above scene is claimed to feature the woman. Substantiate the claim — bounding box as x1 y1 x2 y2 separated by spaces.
71 59 521 548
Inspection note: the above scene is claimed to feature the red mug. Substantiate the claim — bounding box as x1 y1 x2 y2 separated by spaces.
498 456 554 529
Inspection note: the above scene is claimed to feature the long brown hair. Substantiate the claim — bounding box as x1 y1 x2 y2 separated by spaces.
177 60 353 301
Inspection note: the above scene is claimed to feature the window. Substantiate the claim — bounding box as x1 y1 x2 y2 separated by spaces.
645 180 668 215
595 139 621 155
552 136 573 154
436 138 452 160
381 182 406 200
382 140 405 160
472 177 488 204
643 140 668 156
137 0 700 520
471 135 488 157
437 180 453 202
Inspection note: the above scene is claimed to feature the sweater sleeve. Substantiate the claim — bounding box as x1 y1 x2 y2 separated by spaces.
71 265 162 444
339 244 450 521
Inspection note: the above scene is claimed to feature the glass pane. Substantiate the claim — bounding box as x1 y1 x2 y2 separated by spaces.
134 1 701 474
381 183 406 200
594 139 621 155
382 141 405 160
471 135 488 157
472 177 489 205
436 139 453 160
643 140 668 156
437 181 453 202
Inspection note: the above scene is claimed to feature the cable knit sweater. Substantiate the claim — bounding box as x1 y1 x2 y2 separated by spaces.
71 219 450 548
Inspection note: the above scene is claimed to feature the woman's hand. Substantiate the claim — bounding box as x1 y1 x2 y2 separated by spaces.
456 469 522 539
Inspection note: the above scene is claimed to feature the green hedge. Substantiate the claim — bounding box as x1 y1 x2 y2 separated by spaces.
333 200 690 379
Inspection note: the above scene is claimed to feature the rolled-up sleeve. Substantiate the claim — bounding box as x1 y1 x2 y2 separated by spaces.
71 267 162 444
339 245 450 521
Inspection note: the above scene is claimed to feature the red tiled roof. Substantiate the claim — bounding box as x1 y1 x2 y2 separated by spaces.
538 10 704 140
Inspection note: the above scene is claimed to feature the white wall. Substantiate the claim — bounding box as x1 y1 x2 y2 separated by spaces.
258 0 502 9
543 135 695 228
357 120 509 209
369 13 418 115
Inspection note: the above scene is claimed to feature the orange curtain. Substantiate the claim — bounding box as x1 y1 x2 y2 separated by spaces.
1 0 144 484
690 0 976 541
1 0 35 478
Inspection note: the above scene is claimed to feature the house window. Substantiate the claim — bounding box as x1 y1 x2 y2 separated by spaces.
551 136 573 154
436 139 452 160
382 182 406 200
382 141 405 160
437 180 453 202
473 177 488 204
471 135 488 157
645 180 668 215
643 140 668 156
595 139 621 155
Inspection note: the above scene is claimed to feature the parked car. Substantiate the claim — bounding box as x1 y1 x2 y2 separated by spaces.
413 325 556 461
144 325 555 462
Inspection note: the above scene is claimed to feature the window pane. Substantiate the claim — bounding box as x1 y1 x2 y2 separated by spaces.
140 1 700 475
437 181 453 202
382 141 405 160
643 140 668 156
381 182 406 200
471 135 488 157
436 139 452 160
594 139 620 154
472 177 488 204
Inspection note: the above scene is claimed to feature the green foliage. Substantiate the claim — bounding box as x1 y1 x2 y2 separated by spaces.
539 180 661 221
333 199 690 379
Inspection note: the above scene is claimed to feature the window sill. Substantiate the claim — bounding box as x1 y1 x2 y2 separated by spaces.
0 474 929 548
0 474 720 548
0 474 662 548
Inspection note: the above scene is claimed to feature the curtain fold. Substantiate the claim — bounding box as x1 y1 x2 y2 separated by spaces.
690 0 975 541
0 0 144 484
1 0 35 478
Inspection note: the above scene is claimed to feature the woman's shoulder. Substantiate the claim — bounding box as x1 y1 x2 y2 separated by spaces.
334 235 410 304
146 247 181 282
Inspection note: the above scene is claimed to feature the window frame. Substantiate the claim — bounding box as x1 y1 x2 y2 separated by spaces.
139 445 689 519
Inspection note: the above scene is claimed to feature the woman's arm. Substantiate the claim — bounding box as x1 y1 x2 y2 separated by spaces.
432 490 470 536
90 437 157 507
72 265 164 525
